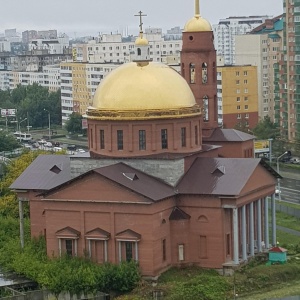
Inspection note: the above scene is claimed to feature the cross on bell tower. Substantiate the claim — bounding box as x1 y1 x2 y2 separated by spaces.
134 11 147 34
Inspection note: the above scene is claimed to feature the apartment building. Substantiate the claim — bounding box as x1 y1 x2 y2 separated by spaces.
235 16 283 122
213 16 272 65
217 65 259 129
28 35 69 55
80 30 182 64
274 0 300 141
3 65 61 91
60 62 118 123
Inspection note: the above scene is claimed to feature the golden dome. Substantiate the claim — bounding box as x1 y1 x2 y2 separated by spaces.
135 34 149 46
88 62 200 120
184 15 212 32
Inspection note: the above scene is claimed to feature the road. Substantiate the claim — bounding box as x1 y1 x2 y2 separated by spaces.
279 176 300 204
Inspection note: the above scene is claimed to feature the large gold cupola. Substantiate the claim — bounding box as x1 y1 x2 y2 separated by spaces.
184 0 212 32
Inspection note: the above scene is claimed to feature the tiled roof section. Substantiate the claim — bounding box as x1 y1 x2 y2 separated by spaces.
269 246 287 253
177 157 263 196
10 155 71 191
169 207 191 221
203 128 254 142
94 162 175 201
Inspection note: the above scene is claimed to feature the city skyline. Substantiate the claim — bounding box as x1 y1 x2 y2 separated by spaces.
1 0 283 38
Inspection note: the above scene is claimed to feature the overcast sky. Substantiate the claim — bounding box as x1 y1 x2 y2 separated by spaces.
0 0 283 38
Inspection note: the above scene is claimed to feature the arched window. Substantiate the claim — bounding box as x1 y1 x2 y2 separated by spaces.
190 63 196 84
203 96 209 122
202 62 208 84
198 215 209 223
137 48 141 56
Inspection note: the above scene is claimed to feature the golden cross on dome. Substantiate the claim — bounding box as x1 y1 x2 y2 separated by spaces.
134 11 147 32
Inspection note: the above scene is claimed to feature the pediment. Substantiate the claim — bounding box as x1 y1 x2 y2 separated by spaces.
115 229 141 241
85 227 110 240
56 226 80 238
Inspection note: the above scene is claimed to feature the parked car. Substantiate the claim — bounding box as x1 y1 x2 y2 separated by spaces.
77 149 86 153
67 144 76 151
290 157 300 164
44 142 52 147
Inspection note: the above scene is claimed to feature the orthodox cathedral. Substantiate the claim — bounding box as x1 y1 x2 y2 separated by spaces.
11 1 279 277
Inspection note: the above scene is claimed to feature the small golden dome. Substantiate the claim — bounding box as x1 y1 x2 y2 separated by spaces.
135 35 149 46
88 62 199 120
184 15 212 32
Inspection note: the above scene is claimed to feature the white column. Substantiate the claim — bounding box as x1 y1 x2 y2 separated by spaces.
75 239 78 256
264 197 269 249
233 208 239 265
58 239 62 256
249 202 255 256
118 241 122 263
257 199 262 253
88 240 92 258
135 241 139 261
104 240 108 262
271 194 276 246
241 205 247 261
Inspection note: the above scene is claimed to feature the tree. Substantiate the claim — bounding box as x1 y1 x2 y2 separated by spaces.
0 131 20 152
17 84 62 128
252 116 279 140
64 113 83 134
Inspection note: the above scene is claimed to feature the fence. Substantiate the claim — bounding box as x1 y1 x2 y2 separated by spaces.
1 290 110 300
276 203 300 219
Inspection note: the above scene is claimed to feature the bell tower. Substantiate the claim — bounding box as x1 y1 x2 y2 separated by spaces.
181 0 218 137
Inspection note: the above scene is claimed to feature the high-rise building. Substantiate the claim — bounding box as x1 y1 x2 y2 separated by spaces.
275 0 300 141
217 65 259 129
235 16 283 122
213 16 272 65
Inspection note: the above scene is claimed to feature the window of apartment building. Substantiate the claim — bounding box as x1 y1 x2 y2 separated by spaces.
244 71 248 76
244 79 248 84
237 105 241 110
244 96 248 101
161 129 168 149
244 88 248 93
117 130 123 150
236 80 240 85
237 97 240 102
236 89 240 94
237 114 241 119
181 127 186 147
156 45 159 48
245 105 248 110
245 113 249 119
195 125 198 145
100 130 105 149
139 130 146 150
236 71 240 76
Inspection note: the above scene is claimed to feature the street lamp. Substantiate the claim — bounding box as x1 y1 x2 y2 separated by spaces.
18 118 27 142
276 151 288 201
268 138 273 164
44 109 51 140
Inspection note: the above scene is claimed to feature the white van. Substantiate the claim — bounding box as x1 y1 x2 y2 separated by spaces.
53 147 63 152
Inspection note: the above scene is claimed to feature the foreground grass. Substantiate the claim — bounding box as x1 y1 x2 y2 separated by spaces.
240 280 300 299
